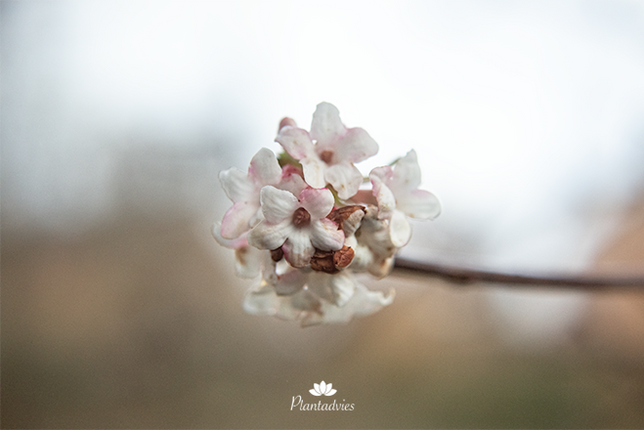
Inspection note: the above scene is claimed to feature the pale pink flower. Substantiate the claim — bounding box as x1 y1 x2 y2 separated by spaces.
219 148 282 240
276 102 378 200
370 149 441 246
247 186 345 268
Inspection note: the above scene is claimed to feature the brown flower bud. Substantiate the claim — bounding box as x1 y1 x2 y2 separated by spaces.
327 205 366 231
310 249 339 274
333 246 355 268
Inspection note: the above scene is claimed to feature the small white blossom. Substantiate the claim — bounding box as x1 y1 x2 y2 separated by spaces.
276 102 378 200
248 186 345 268
370 149 441 247
219 148 282 240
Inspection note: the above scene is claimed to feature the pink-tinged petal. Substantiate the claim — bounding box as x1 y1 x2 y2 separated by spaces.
369 165 394 184
397 189 441 220
324 163 363 200
334 127 379 163
299 188 335 219
389 210 411 247
248 147 282 186
211 222 248 249
301 157 327 188
282 229 315 268
248 218 294 250
260 186 299 224
370 174 396 220
220 202 261 239
278 168 308 196
310 102 345 147
391 149 422 191
310 219 345 251
275 126 315 160
219 168 255 202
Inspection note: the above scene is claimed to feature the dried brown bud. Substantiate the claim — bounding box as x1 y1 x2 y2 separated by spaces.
333 246 355 268
327 205 366 231
270 247 284 262
292 207 311 227
310 249 339 274
310 246 355 273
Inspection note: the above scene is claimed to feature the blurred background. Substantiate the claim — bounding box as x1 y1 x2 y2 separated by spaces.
2 0 644 428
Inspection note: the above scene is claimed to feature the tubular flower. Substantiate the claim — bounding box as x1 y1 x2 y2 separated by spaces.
213 103 440 326
276 102 378 200
248 186 345 268
219 147 282 240
370 149 441 247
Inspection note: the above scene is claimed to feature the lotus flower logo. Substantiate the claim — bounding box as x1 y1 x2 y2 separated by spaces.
309 381 337 396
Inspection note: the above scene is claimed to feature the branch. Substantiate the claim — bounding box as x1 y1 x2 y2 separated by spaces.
393 257 644 289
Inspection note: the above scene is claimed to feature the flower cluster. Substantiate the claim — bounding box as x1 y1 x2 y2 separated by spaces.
213 102 440 326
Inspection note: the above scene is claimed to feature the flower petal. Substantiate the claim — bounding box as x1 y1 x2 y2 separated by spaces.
330 272 356 307
243 284 279 315
310 218 345 251
301 157 327 188
211 222 248 249
299 188 335 219
370 172 396 220
219 167 255 203
282 229 315 268
278 166 308 196
389 209 411 247
249 147 282 186
324 163 363 200
220 202 261 239
310 102 345 147
397 189 441 220
260 186 299 224
275 126 315 160
317 282 395 324
334 127 379 163
248 218 294 250
274 270 307 296
391 149 422 191
233 246 263 279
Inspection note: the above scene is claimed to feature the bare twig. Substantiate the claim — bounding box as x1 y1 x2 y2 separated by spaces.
394 257 644 289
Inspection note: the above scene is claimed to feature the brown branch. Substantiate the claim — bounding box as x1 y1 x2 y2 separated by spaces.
393 257 644 289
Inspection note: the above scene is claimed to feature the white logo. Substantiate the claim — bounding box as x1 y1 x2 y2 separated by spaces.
309 381 337 396
290 381 355 411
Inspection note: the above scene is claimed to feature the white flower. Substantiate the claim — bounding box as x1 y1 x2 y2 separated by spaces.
370 149 441 247
247 186 345 268
219 148 282 240
243 270 394 327
276 102 378 200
